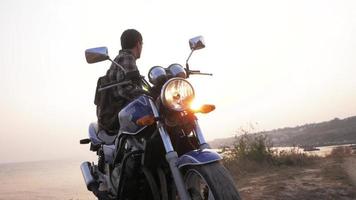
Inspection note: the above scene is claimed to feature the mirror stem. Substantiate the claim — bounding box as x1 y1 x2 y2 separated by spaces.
185 50 194 78
186 50 194 65
108 58 127 73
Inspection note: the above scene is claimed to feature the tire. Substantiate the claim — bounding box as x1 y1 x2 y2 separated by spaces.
183 162 241 200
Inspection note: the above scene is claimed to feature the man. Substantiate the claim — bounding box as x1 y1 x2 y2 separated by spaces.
94 29 144 135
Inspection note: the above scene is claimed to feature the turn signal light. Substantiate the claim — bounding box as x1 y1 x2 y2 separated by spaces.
136 115 155 126
199 104 215 113
191 104 215 114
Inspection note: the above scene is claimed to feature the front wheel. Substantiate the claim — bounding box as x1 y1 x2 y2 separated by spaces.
183 162 241 200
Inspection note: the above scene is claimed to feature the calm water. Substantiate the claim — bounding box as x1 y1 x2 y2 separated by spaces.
273 144 356 157
0 159 96 200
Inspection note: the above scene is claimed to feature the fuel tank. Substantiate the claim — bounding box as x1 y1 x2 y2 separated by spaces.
118 95 154 134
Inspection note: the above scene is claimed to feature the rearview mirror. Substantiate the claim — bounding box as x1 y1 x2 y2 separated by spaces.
85 47 109 64
189 36 205 51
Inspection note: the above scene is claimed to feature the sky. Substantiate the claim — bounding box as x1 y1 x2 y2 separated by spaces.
0 0 355 163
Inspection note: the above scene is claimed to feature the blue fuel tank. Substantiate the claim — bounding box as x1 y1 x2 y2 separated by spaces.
118 95 154 134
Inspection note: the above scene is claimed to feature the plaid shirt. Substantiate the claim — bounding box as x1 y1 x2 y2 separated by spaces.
106 49 142 100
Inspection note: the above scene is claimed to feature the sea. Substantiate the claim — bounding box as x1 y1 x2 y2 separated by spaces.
272 143 356 157
0 159 96 200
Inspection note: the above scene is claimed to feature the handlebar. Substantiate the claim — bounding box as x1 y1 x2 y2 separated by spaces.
187 69 213 76
186 63 212 77
98 80 132 92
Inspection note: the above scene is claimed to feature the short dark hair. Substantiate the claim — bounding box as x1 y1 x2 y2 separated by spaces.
120 29 142 49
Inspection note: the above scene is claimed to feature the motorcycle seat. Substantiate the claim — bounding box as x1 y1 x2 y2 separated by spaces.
89 123 116 145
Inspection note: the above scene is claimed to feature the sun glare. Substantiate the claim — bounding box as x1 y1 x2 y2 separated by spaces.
190 98 203 111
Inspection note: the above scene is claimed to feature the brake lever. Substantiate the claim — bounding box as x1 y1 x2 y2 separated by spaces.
190 70 213 76
191 72 213 76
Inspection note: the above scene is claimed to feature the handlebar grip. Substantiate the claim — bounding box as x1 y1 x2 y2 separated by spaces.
80 138 91 144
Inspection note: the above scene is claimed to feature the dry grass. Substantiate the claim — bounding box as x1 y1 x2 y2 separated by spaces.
229 155 356 200
223 134 356 199
328 146 353 157
271 148 319 166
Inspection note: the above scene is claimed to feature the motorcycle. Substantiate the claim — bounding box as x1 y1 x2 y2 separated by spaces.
80 36 241 200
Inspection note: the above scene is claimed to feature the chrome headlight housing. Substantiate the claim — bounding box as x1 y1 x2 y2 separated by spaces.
161 78 195 111
148 66 167 85
167 63 187 79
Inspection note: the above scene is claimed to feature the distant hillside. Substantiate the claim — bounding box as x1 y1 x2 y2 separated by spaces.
209 116 356 148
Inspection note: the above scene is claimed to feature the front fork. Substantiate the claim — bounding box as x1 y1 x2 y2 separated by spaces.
193 119 210 150
149 99 209 200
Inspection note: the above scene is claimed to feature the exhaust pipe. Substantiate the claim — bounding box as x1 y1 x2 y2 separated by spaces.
80 162 113 200
80 162 97 190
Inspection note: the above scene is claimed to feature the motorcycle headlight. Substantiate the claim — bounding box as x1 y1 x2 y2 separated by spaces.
161 78 195 111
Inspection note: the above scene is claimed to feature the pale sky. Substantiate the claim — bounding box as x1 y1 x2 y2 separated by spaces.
0 0 355 163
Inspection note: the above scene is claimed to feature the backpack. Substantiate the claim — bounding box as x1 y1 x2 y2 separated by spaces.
94 76 125 135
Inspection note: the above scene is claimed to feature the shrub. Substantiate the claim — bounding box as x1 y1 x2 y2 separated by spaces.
329 146 352 157
327 146 352 162
224 132 318 170
272 147 318 166
231 133 273 163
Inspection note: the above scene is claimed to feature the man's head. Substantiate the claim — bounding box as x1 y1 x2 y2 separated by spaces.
121 29 143 59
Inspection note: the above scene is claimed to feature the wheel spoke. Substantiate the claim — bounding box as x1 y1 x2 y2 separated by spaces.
184 169 215 200
182 163 241 200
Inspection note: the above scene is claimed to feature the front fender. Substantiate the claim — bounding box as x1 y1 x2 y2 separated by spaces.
176 149 222 168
